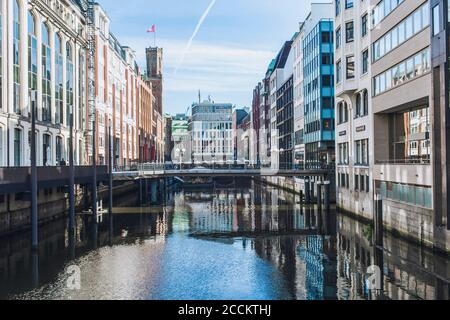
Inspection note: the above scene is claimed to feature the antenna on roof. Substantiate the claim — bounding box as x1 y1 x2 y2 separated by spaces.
198 90 201 104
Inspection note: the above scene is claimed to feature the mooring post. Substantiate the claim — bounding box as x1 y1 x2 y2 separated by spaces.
374 194 383 247
304 178 310 204
317 182 322 210
324 181 331 212
108 124 113 233
30 90 38 250
139 179 143 206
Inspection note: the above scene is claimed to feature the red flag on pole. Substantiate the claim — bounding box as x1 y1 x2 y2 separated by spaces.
147 25 156 33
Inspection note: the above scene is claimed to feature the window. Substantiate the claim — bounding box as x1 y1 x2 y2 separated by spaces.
338 102 348 124
361 14 368 37
55 34 63 125
355 139 369 166
372 2 430 61
28 12 37 114
13 0 20 114
433 4 440 36
42 23 51 122
66 43 74 126
336 27 341 49
14 129 22 166
346 21 354 43
43 134 51 166
336 60 342 83
56 136 63 164
363 90 369 116
321 31 331 43
372 0 405 27
345 0 353 9
336 0 341 16
346 56 355 79
373 47 431 95
338 143 349 164
362 49 369 74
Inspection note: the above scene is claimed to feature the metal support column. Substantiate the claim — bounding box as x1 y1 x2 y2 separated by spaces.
317 182 322 210
30 91 38 250
374 195 383 247
68 99 75 234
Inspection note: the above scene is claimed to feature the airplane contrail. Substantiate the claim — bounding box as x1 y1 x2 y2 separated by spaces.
174 0 217 75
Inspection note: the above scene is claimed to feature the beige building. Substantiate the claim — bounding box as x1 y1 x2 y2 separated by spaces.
334 0 373 218
370 0 434 246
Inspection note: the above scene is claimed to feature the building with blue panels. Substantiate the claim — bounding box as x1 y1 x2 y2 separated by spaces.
303 19 335 169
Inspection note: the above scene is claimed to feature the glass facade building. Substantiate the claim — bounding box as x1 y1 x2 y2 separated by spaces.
303 20 335 168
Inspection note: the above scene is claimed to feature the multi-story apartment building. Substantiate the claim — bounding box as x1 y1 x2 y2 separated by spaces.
302 3 335 169
259 66 273 165
0 0 87 168
293 23 306 167
431 0 450 252
268 40 294 170
277 74 294 169
93 4 143 167
136 74 155 163
334 0 373 218
251 83 261 164
369 0 434 246
190 101 233 163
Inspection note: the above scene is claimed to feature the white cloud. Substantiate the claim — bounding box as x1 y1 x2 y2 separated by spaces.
120 37 275 96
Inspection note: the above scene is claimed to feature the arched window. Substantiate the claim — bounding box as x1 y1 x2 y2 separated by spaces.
42 23 51 122
28 12 37 104
66 42 74 126
13 0 21 114
356 93 362 117
55 34 63 124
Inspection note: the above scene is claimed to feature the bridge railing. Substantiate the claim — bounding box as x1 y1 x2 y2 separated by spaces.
113 162 335 173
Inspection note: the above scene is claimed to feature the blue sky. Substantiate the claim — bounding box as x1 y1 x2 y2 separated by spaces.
100 0 327 115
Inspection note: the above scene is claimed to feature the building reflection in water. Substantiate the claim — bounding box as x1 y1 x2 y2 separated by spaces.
0 180 448 300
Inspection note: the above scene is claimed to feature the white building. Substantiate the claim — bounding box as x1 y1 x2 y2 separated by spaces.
334 0 373 218
0 0 87 167
190 101 233 164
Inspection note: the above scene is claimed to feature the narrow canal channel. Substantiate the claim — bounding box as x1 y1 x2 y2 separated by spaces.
0 180 449 300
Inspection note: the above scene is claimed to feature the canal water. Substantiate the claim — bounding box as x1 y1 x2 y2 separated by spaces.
0 180 449 300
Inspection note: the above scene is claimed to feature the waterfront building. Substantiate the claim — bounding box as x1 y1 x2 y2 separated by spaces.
146 46 164 163
234 109 254 164
190 100 233 164
251 84 261 164
369 0 437 248
163 114 172 162
302 3 335 169
431 0 450 252
137 75 156 163
0 0 87 167
334 0 373 218
268 40 294 170
171 113 189 163
293 23 306 168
